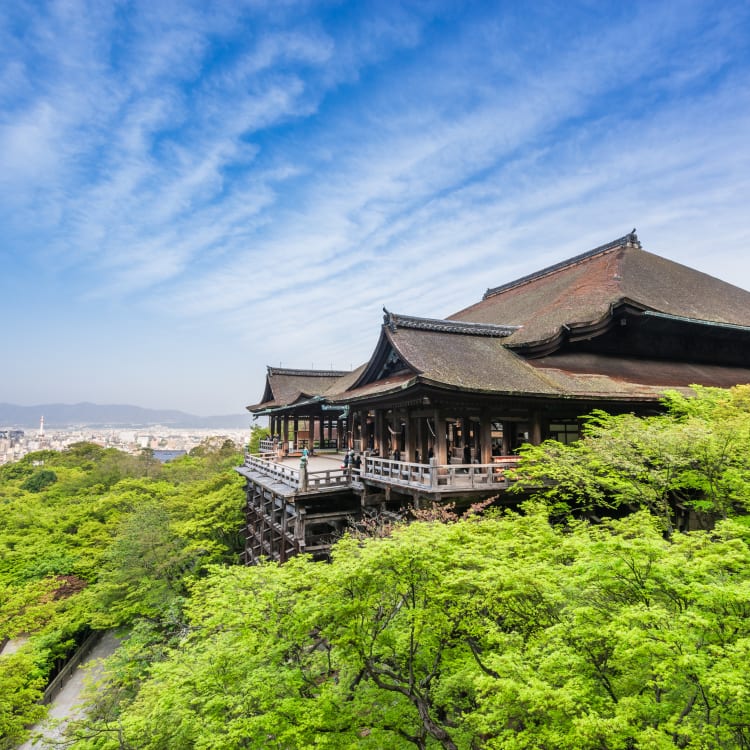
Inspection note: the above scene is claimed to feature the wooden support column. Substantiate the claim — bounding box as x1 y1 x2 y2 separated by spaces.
283 416 290 448
531 412 543 446
418 417 428 464
501 421 511 455
388 412 398 457
374 409 384 456
293 416 299 450
480 414 492 464
363 411 371 451
461 417 471 463
433 410 448 465
405 410 416 463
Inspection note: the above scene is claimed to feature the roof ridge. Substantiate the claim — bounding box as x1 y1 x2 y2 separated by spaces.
483 231 641 300
383 309 520 338
267 367 350 377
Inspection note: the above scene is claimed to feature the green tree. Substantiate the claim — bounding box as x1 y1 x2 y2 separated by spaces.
21 469 58 493
248 425 270 454
512 385 750 530
77 511 750 749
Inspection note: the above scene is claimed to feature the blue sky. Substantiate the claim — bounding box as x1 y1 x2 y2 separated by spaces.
2 0 750 416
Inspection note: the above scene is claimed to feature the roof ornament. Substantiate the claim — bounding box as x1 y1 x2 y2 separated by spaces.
383 307 397 331
626 228 641 248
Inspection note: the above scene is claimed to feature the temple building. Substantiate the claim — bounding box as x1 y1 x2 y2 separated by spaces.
238 232 750 562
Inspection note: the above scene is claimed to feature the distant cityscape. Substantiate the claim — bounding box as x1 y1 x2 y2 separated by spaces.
0 424 250 465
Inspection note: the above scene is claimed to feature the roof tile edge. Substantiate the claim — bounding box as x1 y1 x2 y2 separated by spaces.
383 309 520 338
266 366 350 377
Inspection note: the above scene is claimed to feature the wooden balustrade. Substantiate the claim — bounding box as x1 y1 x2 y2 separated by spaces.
243 453 519 493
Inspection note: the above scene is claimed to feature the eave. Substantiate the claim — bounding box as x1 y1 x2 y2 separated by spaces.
250 394 348 417
508 298 649 358
334 371 672 410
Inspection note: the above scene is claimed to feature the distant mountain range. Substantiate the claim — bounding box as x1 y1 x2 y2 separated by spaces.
0 402 251 429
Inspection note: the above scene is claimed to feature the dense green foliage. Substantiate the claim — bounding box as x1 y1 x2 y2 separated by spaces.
3 394 750 749
511 386 750 532
248 426 270 454
0 441 245 748
69 511 750 750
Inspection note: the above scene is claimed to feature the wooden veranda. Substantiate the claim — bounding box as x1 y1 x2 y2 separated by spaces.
235 451 520 563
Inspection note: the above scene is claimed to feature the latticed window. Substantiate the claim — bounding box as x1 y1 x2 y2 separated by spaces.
547 420 579 445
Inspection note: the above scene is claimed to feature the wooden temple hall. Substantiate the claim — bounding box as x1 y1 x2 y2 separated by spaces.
237 232 750 562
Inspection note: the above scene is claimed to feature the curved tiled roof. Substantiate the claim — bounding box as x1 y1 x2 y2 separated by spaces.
247 367 352 412
450 233 750 350
246 234 750 411
333 322 750 405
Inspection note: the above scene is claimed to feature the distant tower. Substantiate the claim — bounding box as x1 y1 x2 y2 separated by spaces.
39 415 45 437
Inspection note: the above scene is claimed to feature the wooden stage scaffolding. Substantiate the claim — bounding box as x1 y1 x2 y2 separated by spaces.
236 452 519 563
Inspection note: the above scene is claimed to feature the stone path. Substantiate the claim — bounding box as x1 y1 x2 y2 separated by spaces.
18 631 120 749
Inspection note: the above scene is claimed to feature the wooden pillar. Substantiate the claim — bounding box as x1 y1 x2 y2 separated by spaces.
501 421 511 455
405 411 416 463
363 410 370 450
480 414 492 464
434 410 447 465
374 409 384 456
531 412 543 446
283 416 289 447
461 417 471 463
293 416 299 450
418 417 428 464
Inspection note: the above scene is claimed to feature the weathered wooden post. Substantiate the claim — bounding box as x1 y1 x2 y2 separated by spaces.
430 457 438 488
299 454 308 492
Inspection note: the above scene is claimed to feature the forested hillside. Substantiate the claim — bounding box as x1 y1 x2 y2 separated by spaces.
3 388 750 749
0 440 245 748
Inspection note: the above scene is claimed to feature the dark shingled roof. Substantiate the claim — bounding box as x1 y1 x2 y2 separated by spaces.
247 367 351 412
449 233 750 350
248 235 750 410
330 305 750 405
531 353 750 391
327 323 557 402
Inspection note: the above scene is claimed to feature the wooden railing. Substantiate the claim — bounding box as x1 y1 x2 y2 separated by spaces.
43 631 101 704
362 456 519 490
242 454 349 491
258 438 275 455
364 456 431 486
244 454 300 485
242 454 519 493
